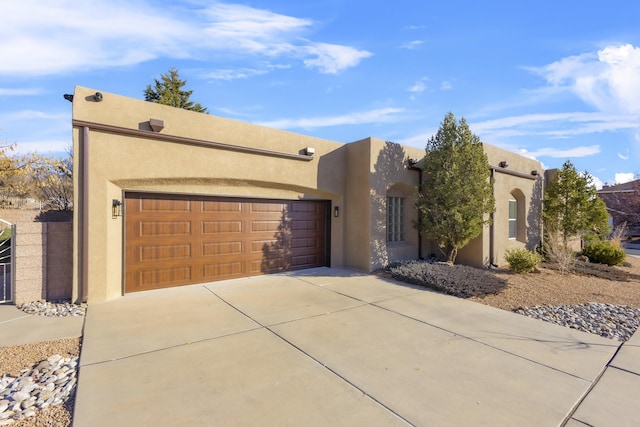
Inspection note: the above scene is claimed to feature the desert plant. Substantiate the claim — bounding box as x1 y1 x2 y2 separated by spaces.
582 241 626 266
504 248 542 273
543 228 576 274
609 222 628 248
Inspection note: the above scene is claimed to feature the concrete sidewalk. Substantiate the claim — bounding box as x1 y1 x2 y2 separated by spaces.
73 268 633 426
569 321 640 426
0 304 84 347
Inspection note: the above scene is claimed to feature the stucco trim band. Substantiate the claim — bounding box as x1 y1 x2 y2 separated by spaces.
71 119 314 162
490 165 538 181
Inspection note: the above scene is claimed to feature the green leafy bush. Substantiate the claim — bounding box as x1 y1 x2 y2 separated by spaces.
581 241 626 266
504 249 542 273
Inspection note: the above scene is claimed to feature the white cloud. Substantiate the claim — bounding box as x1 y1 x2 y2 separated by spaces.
617 149 630 160
530 44 640 115
202 64 290 81
257 108 405 129
0 1 371 76
520 145 601 159
471 111 639 141
592 175 605 190
401 40 424 49
0 88 43 96
440 81 452 90
302 43 372 74
408 81 426 94
615 172 635 184
396 131 434 149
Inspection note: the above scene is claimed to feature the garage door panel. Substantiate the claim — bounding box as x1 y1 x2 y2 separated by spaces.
291 237 319 249
126 194 328 292
202 241 243 256
202 220 243 234
138 265 192 287
251 220 283 233
290 202 320 213
202 262 244 279
139 221 193 237
201 200 242 213
250 202 286 213
138 244 192 262
139 198 192 212
292 254 321 269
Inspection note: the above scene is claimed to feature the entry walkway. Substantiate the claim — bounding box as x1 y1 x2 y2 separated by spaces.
0 304 84 346
69 268 637 426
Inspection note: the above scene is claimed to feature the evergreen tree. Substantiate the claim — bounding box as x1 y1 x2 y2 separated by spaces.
415 112 495 263
543 160 610 247
144 68 208 113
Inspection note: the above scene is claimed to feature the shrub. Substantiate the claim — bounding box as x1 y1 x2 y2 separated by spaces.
581 241 626 266
543 229 576 274
504 248 542 273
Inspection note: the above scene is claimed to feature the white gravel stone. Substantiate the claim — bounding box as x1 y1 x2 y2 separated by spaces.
514 303 640 341
0 355 78 423
16 300 86 317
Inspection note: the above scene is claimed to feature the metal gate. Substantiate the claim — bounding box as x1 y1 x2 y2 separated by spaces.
0 219 15 303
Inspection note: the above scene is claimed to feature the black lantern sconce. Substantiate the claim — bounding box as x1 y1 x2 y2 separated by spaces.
112 199 122 218
499 160 510 168
334 206 340 218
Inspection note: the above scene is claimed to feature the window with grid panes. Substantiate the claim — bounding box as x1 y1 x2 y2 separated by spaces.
387 197 405 242
508 199 517 239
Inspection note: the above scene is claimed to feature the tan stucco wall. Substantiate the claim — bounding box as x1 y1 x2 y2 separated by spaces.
344 140 371 271
460 144 543 267
366 138 424 270
72 86 544 302
73 86 350 302
343 138 425 271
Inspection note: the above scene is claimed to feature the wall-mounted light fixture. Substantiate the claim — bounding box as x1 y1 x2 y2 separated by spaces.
63 94 74 102
334 206 340 218
499 161 509 168
304 147 315 156
112 199 122 218
93 92 103 102
531 170 539 176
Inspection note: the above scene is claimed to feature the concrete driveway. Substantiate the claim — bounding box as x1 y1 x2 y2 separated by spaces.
73 268 627 426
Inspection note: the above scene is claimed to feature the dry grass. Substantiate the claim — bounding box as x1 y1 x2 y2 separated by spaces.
386 256 640 311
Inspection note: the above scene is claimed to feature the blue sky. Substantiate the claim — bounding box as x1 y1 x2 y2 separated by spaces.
1 0 639 188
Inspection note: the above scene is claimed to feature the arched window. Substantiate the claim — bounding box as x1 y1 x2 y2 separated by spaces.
508 199 517 239
509 189 526 242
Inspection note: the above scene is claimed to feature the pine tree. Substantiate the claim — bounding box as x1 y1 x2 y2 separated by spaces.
543 160 610 247
415 112 495 263
144 68 208 113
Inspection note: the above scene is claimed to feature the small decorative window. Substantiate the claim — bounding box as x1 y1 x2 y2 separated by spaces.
387 197 405 242
508 199 517 239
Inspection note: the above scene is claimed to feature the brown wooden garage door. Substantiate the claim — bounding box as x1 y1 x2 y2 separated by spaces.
125 193 329 293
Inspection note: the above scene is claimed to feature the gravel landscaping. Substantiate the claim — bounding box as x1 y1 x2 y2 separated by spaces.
386 255 640 341
1 303 82 427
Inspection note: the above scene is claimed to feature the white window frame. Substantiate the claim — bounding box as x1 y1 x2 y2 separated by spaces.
508 199 517 239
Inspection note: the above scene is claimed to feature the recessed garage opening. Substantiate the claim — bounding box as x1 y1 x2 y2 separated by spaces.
125 193 330 293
